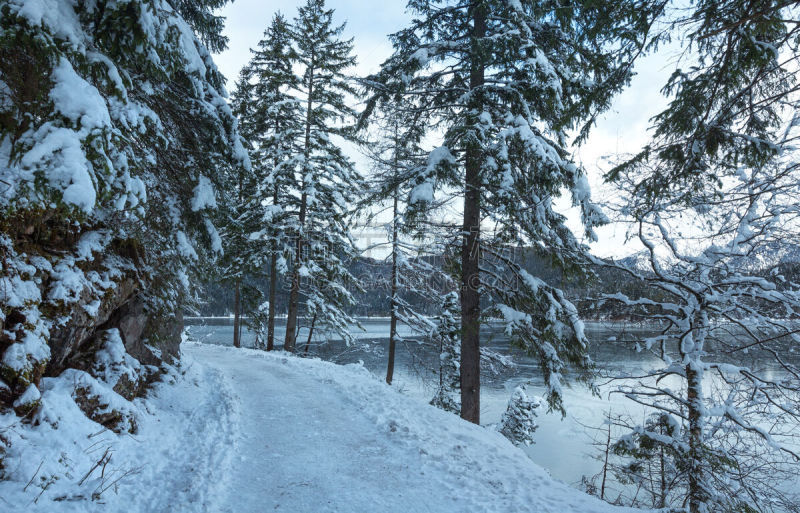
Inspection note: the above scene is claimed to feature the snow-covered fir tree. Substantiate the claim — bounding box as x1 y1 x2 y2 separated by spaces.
223 67 260 348
363 0 660 422
498 383 542 446
0 0 246 409
608 411 682 509
226 12 305 350
283 0 363 351
238 12 304 351
359 103 455 384
430 292 461 414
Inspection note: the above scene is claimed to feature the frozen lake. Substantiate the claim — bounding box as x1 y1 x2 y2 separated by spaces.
186 317 799 498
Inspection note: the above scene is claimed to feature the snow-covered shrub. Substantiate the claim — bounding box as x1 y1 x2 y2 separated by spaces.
430 292 461 414
498 384 542 446
92 329 151 400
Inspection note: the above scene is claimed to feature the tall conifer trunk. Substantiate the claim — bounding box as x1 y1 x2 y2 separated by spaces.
460 3 485 425
386 123 401 385
233 280 241 348
266 181 279 351
387 187 399 385
303 312 317 355
285 49 315 353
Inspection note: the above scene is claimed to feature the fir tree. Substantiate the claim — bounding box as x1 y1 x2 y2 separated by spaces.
228 13 303 350
498 384 542 446
283 0 363 352
363 0 659 422
225 66 264 348
359 103 451 384
247 13 304 351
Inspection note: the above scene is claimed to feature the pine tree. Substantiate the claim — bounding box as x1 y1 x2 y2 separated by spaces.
610 412 681 509
0 0 246 407
359 103 452 384
363 0 658 422
283 0 363 352
225 66 265 348
247 13 304 351
227 13 304 350
498 383 542 446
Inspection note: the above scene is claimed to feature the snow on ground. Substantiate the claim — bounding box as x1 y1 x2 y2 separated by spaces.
2 340 638 512
0 353 237 512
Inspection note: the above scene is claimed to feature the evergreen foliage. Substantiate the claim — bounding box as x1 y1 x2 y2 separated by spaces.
607 0 800 206
0 0 246 404
362 0 662 418
234 13 303 350
359 101 454 383
282 0 363 351
430 292 461 414
498 384 541 446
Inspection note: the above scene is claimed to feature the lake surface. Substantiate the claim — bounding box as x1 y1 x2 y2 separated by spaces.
185 316 799 500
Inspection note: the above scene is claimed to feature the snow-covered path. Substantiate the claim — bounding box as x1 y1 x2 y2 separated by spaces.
2 341 635 512
207 345 433 513
186 342 632 513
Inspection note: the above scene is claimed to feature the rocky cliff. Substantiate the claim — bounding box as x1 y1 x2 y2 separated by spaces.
0 214 181 429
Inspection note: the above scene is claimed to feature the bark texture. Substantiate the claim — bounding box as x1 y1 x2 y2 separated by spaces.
459 3 485 425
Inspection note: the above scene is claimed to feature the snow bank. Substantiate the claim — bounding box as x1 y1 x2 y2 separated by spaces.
0 355 237 512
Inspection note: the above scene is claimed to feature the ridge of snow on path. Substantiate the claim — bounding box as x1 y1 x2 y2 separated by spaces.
185 342 632 513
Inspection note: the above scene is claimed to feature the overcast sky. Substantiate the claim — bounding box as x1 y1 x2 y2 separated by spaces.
213 0 674 258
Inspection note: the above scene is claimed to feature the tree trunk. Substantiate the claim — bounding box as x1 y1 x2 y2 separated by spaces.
387 188 399 385
285 51 315 353
285 193 307 352
601 413 611 501
686 362 704 513
303 312 317 355
659 422 667 509
233 280 241 348
460 3 485 425
267 183 278 351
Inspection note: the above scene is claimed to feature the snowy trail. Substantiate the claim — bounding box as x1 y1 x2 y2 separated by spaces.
205 347 430 513
132 361 238 512
184 342 634 513
1 341 634 512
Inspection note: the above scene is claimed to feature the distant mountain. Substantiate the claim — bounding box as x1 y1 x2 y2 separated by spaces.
195 244 800 320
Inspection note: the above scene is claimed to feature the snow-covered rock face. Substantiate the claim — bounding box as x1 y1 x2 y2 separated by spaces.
0 1 235 506
0 0 242 418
